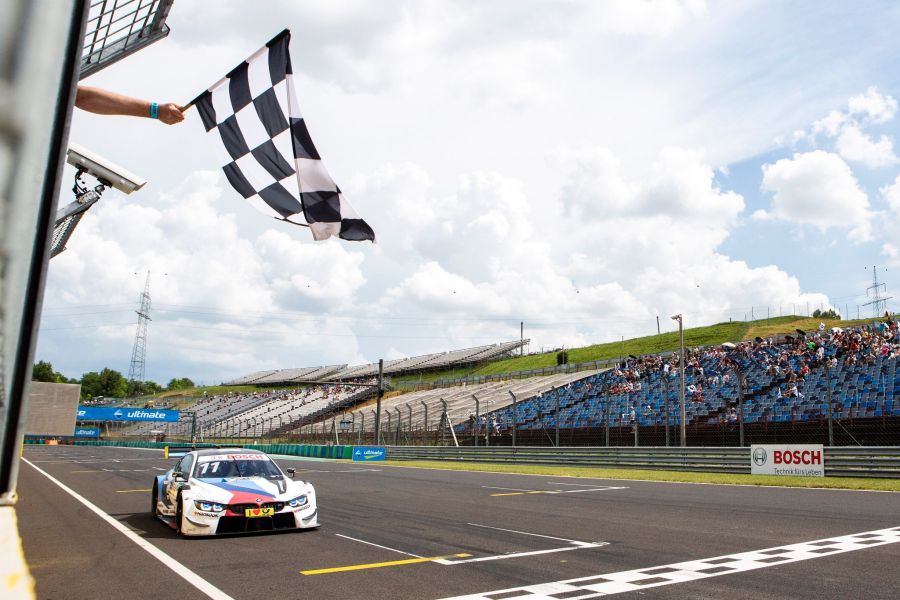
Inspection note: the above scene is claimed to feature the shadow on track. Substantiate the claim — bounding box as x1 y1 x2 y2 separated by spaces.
112 511 321 541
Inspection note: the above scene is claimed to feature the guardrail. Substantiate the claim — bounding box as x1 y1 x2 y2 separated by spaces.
386 446 900 479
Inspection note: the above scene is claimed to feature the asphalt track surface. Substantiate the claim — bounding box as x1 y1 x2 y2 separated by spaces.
15 445 900 600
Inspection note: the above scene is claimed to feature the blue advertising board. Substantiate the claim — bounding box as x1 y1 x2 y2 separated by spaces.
76 406 180 422
73 427 100 438
352 446 386 462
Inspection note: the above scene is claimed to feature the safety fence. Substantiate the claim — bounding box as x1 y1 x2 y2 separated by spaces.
58 440 354 459
31 439 900 479
386 445 900 479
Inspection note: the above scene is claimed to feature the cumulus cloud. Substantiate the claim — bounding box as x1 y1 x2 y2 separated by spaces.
41 1 854 383
757 151 872 242
835 125 898 167
41 170 369 382
590 0 708 36
560 147 743 224
805 87 898 168
848 86 898 123
376 146 826 350
877 175 900 266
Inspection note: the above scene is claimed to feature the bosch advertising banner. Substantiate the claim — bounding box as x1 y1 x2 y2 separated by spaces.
73 427 100 438
750 444 824 477
352 447 386 462
76 406 181 422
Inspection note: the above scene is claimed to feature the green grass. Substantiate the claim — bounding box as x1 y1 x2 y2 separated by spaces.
383 460 900 492
744 316 875 340
394 320 754 386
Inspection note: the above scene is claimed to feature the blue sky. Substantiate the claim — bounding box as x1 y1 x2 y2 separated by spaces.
36 1 900 384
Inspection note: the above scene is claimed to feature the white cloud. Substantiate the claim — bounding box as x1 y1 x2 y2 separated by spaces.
44 1 878 383
811 110 847 137
835 125 898 167
804 87 898 167
848 86 898 123
880 174 900 212
877 175 900 267
41 170 370 382
758 151 873 241
590 0 708 36
376 146 826 350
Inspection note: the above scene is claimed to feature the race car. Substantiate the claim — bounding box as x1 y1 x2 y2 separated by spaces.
152 447 318 536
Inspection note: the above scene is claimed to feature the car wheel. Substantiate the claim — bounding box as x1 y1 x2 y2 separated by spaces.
175 495 185 535
151 483 159 517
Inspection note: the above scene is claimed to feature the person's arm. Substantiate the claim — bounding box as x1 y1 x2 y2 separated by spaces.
75 85 185 125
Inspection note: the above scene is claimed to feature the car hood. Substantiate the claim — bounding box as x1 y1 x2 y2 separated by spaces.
188 477 309 504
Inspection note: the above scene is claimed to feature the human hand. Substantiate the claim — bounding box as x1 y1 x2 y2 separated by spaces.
157 102 185 125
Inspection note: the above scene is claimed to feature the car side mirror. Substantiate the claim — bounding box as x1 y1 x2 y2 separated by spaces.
172 471 185 481
286 468 295 478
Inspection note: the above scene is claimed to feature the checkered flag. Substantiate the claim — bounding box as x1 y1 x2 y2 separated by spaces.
191 30 374 242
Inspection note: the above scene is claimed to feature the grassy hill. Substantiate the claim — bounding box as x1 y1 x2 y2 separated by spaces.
160 314 886 397
392 314 884 386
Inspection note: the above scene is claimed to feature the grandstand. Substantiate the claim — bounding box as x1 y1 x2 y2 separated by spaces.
113 321 900 447
451 323 900 441
248 365 346 385
223 340 527 385
324 370 601 436
124 390 273 437
203 384 356 438
225 370 279 385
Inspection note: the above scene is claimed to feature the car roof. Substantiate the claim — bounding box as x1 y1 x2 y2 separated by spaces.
192 447 265 457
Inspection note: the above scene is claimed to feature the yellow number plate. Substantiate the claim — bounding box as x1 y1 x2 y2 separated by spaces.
245 507 275 518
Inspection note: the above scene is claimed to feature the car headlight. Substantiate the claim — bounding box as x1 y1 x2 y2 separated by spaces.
193 500 225 512
287 495 308 508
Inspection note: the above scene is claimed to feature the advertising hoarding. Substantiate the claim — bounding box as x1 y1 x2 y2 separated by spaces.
751 444 824 477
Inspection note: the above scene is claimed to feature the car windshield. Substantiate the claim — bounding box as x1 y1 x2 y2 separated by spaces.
194 456 283 480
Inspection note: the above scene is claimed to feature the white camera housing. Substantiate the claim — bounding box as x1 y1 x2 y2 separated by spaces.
66 142 146 194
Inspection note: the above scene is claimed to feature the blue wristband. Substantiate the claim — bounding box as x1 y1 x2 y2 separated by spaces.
150 102 158 119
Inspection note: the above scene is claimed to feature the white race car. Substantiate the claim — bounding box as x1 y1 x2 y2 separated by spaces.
152 447 318 536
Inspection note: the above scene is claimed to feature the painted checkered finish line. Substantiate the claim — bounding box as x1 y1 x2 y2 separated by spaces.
440 526 900 599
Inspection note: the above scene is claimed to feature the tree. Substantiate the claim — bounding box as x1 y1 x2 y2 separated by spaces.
80 368 127 400
812 308 840 320
127 379 163 397
32 360 57 382
166 377 195 391
32 360 75 383
556 350 569 366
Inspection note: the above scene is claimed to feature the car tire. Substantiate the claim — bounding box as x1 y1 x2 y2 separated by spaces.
151 483 159 517
175 495 185 535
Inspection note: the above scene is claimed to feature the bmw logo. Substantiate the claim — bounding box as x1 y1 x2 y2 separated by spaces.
752 447 767 466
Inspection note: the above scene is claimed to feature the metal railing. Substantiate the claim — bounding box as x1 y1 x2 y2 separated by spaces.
386 446 900 479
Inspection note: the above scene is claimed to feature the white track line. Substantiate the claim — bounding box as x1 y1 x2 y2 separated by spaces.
483 485 627 495
434 524 606 565
439 525 900 599
465 523 595 544
334 533 423 558
21 458 235 600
